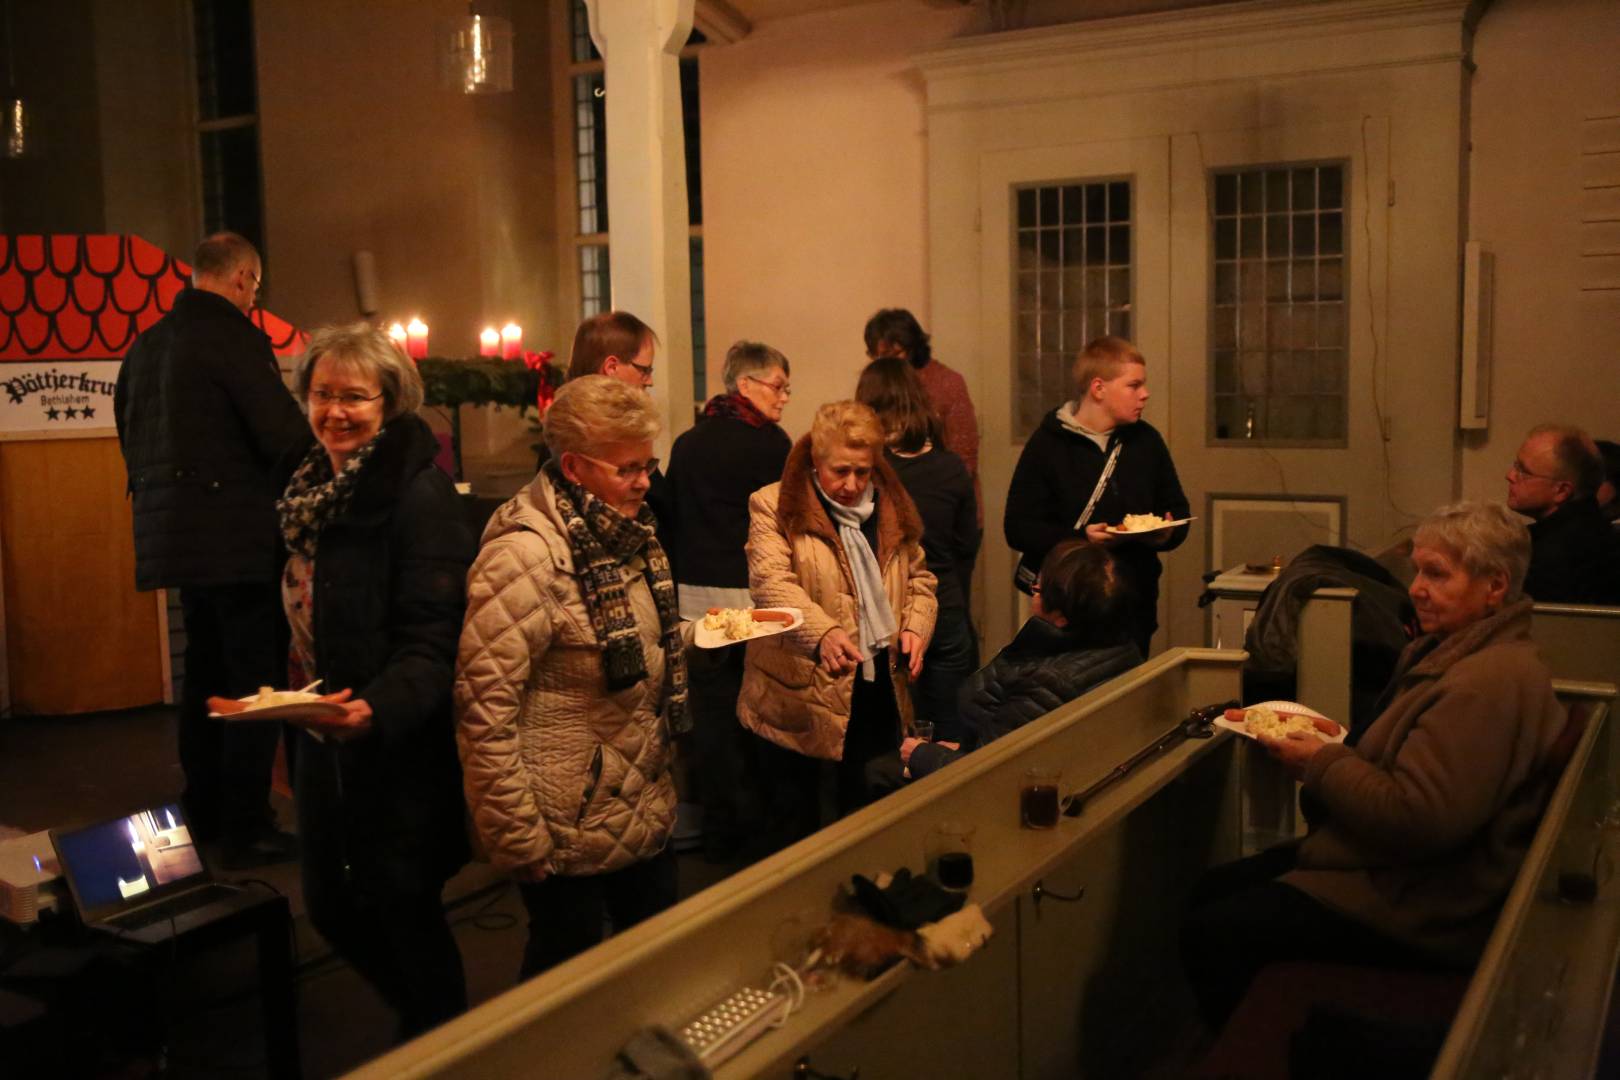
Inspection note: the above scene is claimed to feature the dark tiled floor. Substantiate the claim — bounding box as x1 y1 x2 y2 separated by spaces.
0 707 739 1078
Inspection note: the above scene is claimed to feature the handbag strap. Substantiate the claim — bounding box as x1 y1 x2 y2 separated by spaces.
1072 441 1122 531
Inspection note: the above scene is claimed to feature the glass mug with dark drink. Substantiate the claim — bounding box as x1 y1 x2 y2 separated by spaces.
1022 765 1062 829
927 821 975 893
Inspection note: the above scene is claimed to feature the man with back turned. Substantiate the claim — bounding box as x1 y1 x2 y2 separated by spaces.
115 231 310 867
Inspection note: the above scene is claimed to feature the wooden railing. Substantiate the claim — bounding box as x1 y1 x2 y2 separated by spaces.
343 655 1616 1080
347 649 1249 1079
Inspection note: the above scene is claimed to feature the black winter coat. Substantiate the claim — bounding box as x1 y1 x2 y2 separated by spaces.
115 288 311 589
667 409 792 587
1525 497 1620 605
908 618 1141 779
887 446 980 612
1005 411 1189 640
290 414 474 893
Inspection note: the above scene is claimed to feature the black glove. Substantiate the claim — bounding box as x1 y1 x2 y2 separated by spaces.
850 868 965 930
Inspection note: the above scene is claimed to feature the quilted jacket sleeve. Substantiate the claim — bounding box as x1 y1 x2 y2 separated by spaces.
455 533 556 872
746 486 837 657
898 539 939 650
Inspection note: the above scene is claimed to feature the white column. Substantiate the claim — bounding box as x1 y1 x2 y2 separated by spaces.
587 0 695 455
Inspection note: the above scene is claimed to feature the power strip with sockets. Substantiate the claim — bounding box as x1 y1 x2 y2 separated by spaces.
677 984 791 1068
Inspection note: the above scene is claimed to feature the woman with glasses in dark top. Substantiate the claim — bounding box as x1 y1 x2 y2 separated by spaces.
857 356 980 742
214 323 475 1038
666 341 794 860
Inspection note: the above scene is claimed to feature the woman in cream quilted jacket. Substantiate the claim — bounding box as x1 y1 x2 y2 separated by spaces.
454 375 689 980
740 400 938 852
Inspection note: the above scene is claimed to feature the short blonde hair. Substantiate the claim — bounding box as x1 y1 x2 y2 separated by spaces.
1413 501 1531 601
545 374 660 458
1074 335 1145 394
296 322 423 421
809 400 885 462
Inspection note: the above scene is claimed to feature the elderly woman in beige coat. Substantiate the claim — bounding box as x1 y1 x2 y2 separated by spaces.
740 400 937 851
1180 501 1565 1028
455 375 687 980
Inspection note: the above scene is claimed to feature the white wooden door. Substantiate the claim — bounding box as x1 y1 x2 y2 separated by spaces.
981 121 1395 654
978 136 1171 652
1160 119 1394 648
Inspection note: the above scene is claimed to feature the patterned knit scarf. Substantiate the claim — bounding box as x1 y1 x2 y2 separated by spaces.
701 392 769 428
543 459 690 736
276 435 383 559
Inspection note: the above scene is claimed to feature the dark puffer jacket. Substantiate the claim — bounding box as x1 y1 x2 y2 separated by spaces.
1243 545 1416 733
115 287 310 589
292 414 474 894
908 618 1141 778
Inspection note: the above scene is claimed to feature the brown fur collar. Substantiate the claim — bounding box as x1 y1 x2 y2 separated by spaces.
776 434 923 567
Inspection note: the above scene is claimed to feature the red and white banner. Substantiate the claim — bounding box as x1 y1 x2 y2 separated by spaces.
0 234 306 439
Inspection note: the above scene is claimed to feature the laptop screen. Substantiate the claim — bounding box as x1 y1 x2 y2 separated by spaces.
53 803 207 920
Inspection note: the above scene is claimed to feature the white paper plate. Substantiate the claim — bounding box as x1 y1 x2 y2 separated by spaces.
694 607 803 649
209 691 349 723
1104 516 1196 535
1213 700 1346 744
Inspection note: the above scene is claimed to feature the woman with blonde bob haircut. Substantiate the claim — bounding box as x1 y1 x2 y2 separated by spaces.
455 374 687 979
1182 500 1564 1029
740 400 938 851
211 321 475 1037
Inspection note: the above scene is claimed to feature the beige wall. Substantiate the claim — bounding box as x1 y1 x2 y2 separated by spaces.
255 1 560 467
1461 0 1620 499
700 0 976 436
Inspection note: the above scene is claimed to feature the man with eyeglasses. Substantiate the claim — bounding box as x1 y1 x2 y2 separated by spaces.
115 231 310 868
542 311 674 548
1504 423 1620 604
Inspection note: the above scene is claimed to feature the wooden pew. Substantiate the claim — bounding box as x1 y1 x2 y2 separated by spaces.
1430 680 1619 1079
346 649 1249 1079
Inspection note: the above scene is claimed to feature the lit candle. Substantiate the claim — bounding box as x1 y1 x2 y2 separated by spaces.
387 322 407 353
500 322 522 360
479 326 501 357
406 318 429 361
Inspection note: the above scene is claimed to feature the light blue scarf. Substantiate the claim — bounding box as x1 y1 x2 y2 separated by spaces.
814 474 897 681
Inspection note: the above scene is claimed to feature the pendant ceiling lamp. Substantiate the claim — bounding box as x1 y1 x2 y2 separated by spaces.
440 7 514 95
2 1 28 158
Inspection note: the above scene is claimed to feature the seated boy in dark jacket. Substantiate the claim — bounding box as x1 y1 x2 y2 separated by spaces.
905 540 1142 780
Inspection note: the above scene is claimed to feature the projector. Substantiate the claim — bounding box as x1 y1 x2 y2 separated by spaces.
0 831 62 925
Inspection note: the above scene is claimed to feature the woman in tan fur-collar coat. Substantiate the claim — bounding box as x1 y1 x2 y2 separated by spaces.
739 401 937 851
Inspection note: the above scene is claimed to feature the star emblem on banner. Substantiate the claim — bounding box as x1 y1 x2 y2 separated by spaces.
82 405 96 419
45 406 60 421
64 407 79 419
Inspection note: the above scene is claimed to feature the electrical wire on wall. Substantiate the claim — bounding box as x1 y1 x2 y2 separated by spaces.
1187 119 1432 555
1189 130 1368 552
